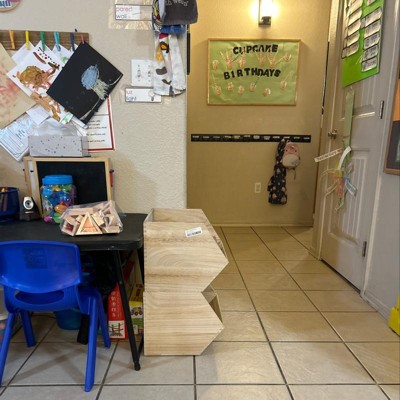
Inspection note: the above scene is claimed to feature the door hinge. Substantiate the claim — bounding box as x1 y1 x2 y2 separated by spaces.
379 101 385 119
362 241 367 257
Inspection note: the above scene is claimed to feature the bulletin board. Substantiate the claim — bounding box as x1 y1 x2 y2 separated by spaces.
208 39 300 106
341 0 384 87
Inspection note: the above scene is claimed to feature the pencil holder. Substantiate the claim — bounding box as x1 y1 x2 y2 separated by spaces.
0 187 19 222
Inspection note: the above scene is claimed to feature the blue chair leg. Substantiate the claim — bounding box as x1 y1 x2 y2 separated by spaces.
0 313 16 385
97 294 110 348
84 299 98 392
20 311 35 347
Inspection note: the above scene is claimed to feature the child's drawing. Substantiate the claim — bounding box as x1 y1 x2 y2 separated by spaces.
47 43 123 125
6 44 72 123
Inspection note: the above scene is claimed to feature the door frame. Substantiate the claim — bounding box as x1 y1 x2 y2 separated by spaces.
312 0 400 291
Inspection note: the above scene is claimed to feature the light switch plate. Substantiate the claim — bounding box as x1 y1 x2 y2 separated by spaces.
131 59 153 87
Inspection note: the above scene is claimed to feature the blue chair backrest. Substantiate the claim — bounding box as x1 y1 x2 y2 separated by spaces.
0 241 82 294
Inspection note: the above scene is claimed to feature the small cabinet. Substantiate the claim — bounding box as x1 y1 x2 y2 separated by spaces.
143 208 228 356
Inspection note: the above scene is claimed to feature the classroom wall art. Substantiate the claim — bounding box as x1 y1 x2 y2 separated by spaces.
47 42 123 125
341 0 384 87
208 39 300 106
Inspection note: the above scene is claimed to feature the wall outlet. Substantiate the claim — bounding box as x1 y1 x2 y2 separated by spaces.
254 182 261 193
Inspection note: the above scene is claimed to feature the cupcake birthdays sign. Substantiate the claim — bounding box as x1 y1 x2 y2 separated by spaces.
208 39 300 106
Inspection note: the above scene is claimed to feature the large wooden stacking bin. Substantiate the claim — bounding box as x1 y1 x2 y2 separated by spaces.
143 208 228 355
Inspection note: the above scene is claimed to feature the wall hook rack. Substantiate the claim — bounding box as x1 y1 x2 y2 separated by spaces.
0 30 89 50
191 134 311 143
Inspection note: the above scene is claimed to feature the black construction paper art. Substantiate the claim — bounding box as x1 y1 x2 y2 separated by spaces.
47 43 123 125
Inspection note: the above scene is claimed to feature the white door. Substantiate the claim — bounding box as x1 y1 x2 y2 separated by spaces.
315 0 399 289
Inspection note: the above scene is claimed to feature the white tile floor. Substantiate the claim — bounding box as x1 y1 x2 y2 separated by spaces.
0 226 399 399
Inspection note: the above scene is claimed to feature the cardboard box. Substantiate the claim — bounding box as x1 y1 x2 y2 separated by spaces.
129 284 144 335
29 135 89 157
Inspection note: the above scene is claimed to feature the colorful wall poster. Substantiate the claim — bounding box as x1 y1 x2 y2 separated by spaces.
342 0 384 87
208 39 300 106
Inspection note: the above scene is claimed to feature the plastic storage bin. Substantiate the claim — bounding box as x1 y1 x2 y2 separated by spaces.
55 309 82 330
40 175 76 223
0 187 19 222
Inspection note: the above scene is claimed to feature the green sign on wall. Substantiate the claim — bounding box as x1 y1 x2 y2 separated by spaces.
208 39 300 106
341 0 384 87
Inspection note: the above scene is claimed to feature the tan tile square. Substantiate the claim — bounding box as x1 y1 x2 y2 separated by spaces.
259 312 340 342
381 385 400 400
270 247 315 261
222 227 254 233
197 385 291 400
106 342 192 384
305 291 375 312
348 343 400 384
225 233 261 242
215 312 266 342
215 290 255 311
230 243 276 261
299 241 312 249
249 290 316 311
323 312 400 342
259 233 296 244
220 260 239 274
284 226 313 235
290 385 388 400
253 226 287 234
11 342 115 386
101 386 193 400
266 242 307 251
196 342 284 384
0 387 101 400
272 342 373 384
281 260 333 274
211 274 245 289
242 274 300 290
237 260 287 274
291 273 352 290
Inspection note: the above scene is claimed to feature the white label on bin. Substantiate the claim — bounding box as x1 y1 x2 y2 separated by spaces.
185 227 203 237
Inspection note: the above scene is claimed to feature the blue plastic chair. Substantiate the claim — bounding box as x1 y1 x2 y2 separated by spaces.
0 241 111 392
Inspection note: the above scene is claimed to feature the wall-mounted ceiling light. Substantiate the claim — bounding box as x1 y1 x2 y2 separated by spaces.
259 0 274 26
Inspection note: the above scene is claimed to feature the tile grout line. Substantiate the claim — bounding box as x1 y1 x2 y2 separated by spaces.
220 226 296 400
220 226 398 394
3 314 57 391
95 338 120 400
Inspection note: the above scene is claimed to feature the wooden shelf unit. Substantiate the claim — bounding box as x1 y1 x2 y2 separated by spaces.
143 208 228 356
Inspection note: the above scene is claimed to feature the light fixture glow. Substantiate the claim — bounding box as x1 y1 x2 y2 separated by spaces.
259 0 274 26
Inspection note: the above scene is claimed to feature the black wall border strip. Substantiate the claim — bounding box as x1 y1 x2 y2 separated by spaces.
191 134 312 143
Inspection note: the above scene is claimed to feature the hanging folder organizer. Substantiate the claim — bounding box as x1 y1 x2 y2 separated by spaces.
0 30 89 50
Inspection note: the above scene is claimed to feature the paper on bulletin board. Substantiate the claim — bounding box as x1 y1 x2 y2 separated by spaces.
108 0 153 30
342 0 384 86
74 98 115 152
0 43 35 129
0 114 34 161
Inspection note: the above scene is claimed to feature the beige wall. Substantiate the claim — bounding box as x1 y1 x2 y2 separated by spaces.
187 0 331 225
0 0 187 213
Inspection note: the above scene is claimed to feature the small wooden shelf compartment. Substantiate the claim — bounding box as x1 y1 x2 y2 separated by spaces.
143 208 228 356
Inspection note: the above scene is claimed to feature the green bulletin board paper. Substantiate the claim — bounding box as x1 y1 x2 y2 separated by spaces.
208 39 300 106
342 0 384 87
